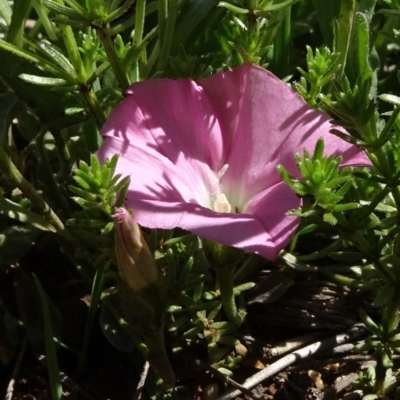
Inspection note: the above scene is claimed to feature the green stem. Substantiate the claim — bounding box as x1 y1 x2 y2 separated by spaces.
6 0 31 46
374 355 387 394
31 0 57 41
80 85 106 127
158 0 178 70
97 24 130 91
0 145 73 242
133 0 146 46
336 0 356 77
272 6 291 77
316 269 357 287
145 327 176 390
157 0 167 51
356 186 391 221
104 0 136 24
378 106 400 146
297 239 342 262
216 264 238 322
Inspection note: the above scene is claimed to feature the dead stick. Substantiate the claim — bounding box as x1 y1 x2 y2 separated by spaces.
216 326 367 400
133 361 150 400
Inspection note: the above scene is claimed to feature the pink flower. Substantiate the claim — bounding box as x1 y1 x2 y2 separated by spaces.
98 63 369 260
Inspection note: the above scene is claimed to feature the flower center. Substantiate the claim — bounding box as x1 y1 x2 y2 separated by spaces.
210 164 240 214
214 193 231 213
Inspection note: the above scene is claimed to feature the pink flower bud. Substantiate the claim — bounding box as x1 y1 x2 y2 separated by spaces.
113 207 157 291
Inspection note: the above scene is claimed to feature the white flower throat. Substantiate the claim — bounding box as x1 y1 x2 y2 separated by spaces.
211 164 240 214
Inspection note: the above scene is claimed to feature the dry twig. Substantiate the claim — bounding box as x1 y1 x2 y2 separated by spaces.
216 326 367 400
133 361 150 400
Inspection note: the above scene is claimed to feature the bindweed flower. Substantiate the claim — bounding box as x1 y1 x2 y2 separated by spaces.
99 63 370 260
113 207 157 291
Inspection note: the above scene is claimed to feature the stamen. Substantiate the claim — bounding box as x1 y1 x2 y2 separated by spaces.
217 164 229 180
214 193 232 213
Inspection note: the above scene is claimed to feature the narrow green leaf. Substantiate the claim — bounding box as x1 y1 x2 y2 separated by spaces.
0 39 74 82
256 0 300 14
63 0 90 15
0 92 18 140
32 274 63 400
7 0 32 45
218 2 249 14
0 197 56 232
78 262 109 374
0 225 41 264
41 0 86 20
380 94 400 106
36 41 76 76
358 308 380 335
19 74 69 86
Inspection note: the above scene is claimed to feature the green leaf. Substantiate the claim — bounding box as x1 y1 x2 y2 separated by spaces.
218 2 249 14
171 0 223 53
0 197 57 232
313 0 341 45
41 0 88 20
13 269 61 351
379 94 400 106
0 39 73 82
257 0 301 14
6 0 32 45
373 283 395 308
0 0 12 25
0 92 19 141
78 261 109 374
32 274 63 400
0 225 41 264
216 367 233 377
358 308 380 335
35 41 76 77
19 74 69 86
0 48 81 128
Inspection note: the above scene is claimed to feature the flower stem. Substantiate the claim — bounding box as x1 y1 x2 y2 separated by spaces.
158 0 178 70
216 264 238 322
133 0 146 46
80 84 106 127
145 327 176 390
272 6 291 77
96 24 130 91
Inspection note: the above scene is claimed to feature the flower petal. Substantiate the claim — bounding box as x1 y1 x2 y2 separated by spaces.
101 78 226 173
199 64 370 207
97 136 219 209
